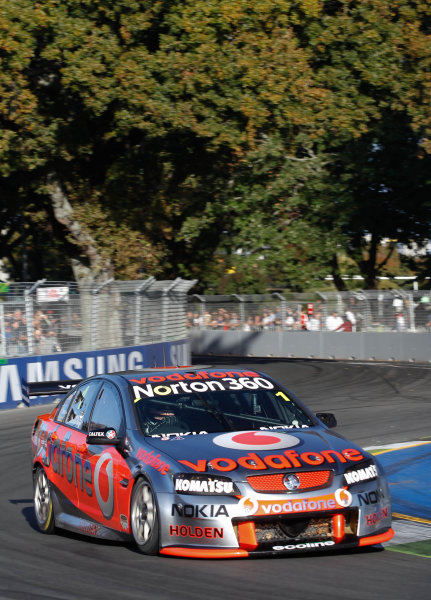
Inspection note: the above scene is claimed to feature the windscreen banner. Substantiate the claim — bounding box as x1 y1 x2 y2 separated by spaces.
0 339 190 410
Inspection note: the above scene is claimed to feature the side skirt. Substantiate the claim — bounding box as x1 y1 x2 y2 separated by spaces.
50 485 131 543
55 511 131 542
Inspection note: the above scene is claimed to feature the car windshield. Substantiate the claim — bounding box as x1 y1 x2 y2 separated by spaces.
132 378 314 437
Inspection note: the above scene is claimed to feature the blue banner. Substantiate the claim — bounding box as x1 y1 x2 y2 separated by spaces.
0 339 190 410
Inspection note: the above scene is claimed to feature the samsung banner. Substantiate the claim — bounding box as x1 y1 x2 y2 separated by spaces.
0 339 190 410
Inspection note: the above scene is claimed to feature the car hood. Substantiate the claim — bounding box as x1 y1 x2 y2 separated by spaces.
146 428 371 478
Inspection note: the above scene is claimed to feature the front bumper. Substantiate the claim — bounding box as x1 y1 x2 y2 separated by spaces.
160 524 394 558
159 471 393 557
159 505 394 557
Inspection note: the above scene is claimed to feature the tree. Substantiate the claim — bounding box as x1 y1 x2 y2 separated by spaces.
0 1 430 291
305 0 431 288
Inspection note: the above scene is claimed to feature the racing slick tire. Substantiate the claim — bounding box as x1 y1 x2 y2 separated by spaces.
130 477 160 555
33 466 55 534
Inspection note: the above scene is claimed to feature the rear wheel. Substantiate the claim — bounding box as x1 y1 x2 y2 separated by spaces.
33 466 55 534
130 478 159 555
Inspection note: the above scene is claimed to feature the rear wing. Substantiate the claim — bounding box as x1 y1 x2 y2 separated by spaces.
26 379 83 397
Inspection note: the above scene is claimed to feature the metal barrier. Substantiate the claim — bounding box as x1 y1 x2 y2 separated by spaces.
187 290 431 333
0 278 196 358
190 329 431 363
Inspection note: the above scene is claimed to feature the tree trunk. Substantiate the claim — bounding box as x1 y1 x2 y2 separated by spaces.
330 255 346 291
48 175 122 350
360 234 379 290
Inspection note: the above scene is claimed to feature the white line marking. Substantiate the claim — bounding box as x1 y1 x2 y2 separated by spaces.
384 519 431 547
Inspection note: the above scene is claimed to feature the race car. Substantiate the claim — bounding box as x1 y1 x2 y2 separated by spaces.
31 366 393 557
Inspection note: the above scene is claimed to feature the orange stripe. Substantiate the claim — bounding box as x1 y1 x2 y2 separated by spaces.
237 521 258 551
358 528 394 546
160 547 249 558
332 514 345 543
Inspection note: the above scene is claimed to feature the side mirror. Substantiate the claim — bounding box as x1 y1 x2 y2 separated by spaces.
87 428 120 445
316 412 337 428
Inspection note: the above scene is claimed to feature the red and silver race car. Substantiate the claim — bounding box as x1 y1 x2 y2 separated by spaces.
31 366 393 557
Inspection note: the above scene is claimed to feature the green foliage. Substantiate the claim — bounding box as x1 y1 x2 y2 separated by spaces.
0 0 430 290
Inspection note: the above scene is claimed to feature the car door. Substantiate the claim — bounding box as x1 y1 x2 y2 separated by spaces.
41 387 81 513
58 380 103 516
77 380 132 533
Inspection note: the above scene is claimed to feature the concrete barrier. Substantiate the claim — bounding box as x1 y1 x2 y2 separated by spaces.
0 339 190 410
190 329 431 363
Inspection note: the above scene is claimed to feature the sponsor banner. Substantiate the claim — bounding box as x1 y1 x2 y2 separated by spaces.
344 464 378 486
358 490 383 506
136 447 170 475
365 507 389 527
178 448 364 472
130 370 261 384
132 374 274 399
169 525 224 539
152 431 208 439
171 503 229 518
174 477 235 495
33 420 115 520
273 541 335 551
0 340 189 410
238 488 353 516
36 287 69 303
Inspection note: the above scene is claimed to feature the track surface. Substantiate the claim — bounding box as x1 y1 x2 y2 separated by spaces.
1 358 430 600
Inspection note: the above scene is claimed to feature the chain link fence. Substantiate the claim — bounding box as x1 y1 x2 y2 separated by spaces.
0 278 196 358
187 290 431 333
2 283 429 359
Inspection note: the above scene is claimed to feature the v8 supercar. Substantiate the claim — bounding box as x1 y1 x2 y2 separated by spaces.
31 366 393 558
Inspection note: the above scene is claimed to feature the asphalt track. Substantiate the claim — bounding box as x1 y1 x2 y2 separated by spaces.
1 357 430 600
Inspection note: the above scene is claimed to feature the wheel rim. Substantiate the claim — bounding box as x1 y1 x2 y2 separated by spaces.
34 469 51 525
132 482 156 545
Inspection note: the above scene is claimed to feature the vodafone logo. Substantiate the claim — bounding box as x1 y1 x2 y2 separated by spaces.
334 488 353 507
94 452 114 520
238 496 259 516
237 489 353 517
213 431 300 451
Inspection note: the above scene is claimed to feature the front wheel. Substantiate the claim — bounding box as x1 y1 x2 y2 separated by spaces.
130 478 159 555
33 466 55 534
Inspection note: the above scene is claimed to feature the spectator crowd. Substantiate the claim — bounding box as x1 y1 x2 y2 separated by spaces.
1 306 83 356
1 292 430 358
187 295 431 333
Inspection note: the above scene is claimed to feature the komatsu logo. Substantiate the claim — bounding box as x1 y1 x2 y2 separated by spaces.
174 478 234 494
344 464 378 486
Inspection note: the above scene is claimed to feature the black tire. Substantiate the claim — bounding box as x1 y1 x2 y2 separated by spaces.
33 466 55 534
130 478 160 555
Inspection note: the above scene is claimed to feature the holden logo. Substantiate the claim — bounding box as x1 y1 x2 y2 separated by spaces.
283 473 300 491
213 431 300 450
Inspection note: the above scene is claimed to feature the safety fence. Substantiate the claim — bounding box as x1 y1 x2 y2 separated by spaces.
187 290 431 334
0 278 196 359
